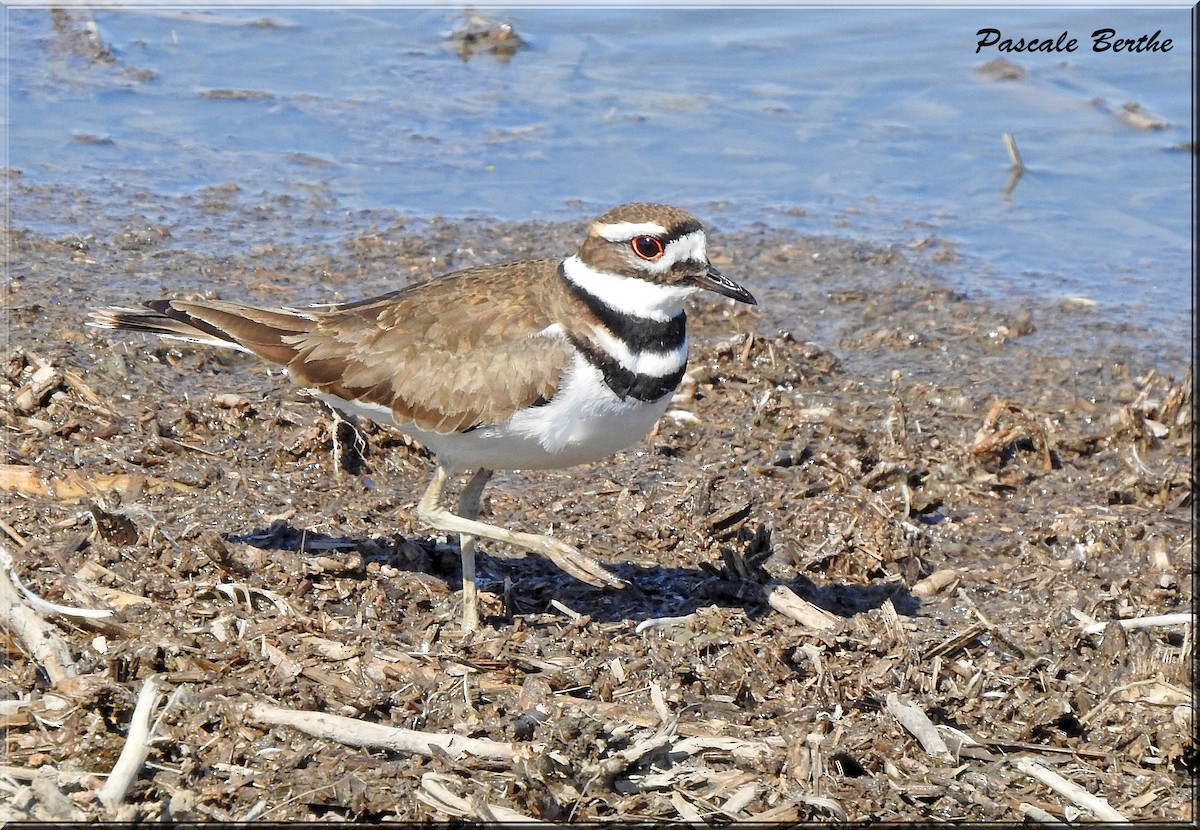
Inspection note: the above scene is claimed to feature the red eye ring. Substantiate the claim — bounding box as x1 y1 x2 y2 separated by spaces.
631 235 665 261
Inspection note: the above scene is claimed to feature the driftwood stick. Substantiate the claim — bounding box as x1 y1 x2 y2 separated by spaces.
1002 132 1025 171
1082 612 1193 634
1 547 114 620
245 701 522 760
1015 758 1129 823
634 614 695 633
417 773 545 822
1019 802 1067 823
886 693 952 760
0 544 79 685
99 674 166 811
766 584 840 630
582 729 674 781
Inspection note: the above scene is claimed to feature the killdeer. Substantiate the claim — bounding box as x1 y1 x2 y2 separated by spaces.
89 203 757 630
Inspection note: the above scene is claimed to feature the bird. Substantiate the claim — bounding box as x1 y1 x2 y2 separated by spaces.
89 202 757 630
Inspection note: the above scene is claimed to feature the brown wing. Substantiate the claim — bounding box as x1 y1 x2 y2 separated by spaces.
92 259 573 434
290 259 571 433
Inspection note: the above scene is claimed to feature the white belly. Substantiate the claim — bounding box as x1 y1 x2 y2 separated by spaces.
314 353 673 473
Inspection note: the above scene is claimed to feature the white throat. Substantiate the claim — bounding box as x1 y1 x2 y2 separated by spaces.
562 255 696 322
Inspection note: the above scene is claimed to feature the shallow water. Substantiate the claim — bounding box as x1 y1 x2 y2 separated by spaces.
6 6 1193 355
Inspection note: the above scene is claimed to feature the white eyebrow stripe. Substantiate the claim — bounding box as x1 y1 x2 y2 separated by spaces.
592 220 668 242
663 229 707 265
627 229 709 277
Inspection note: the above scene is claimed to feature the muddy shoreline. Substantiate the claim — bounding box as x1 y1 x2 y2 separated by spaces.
2 185 1194 821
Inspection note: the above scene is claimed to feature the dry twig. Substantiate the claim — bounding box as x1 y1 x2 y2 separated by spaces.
0 463 157 501
1 544 114 620
886 693 952 761
1082 612 1193 635
1015 758 1129 822
245 701 523 760
417 773 544 822
0 544 81 685
99 674 166 812
766 584 840 630
1002 132 1025 170
1018 802 1066 823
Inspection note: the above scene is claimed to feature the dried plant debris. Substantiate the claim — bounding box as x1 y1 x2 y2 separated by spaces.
447 11 527 62
975 58 1027 82
1091 97 1171 131
1 199 1193 822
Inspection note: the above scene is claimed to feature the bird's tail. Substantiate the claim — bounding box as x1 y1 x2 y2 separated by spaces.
88 299 316 365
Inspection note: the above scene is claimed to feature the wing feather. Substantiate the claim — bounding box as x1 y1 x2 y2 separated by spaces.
285 259 571 433
93 260 572 433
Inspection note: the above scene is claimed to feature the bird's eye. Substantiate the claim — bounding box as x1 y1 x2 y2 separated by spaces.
631 235 665 261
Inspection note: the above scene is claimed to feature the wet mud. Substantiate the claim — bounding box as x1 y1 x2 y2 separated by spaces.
2 182 1193 821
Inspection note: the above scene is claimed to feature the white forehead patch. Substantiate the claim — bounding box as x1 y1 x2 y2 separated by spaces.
592 220 668 242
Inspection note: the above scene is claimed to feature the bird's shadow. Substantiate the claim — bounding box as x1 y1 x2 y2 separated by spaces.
228 520 921 627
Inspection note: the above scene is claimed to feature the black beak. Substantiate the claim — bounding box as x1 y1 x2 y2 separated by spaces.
695 263 757 305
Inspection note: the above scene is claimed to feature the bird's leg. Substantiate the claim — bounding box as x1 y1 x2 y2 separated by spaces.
453 467 493 632
416 464 626 602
